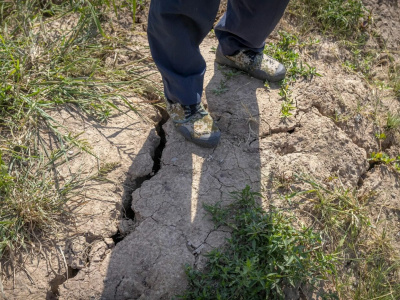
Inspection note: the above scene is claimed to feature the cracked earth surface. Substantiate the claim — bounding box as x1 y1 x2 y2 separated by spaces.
61 35 399 299
2 1 400 299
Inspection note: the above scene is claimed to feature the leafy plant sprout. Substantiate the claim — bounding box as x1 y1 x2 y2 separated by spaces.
264 31 321 119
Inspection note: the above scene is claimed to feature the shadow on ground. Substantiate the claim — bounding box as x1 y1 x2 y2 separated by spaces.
100 56 267 298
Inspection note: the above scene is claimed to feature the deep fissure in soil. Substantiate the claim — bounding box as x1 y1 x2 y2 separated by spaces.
112 110 168 245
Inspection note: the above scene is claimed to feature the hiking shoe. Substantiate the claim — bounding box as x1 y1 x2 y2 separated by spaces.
215 45 286 82
166 101 221 148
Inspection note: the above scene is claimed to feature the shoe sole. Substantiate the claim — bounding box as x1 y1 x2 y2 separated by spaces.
215 47 285 82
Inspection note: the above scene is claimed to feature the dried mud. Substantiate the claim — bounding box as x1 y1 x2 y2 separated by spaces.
2 1 400 299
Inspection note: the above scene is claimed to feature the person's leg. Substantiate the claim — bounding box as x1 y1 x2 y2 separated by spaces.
147 0 221 148
147 0 220 106
215 0 290 56
214 0 289 82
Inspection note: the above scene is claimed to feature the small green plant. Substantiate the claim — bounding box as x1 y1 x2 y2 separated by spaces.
289 0 368 38
179 186 336 299
288 175 400 299
265 31 321 82
212 67 239 95
368 152 400 171
0 0 157 263
280 98 296 118
375 132 387 150
264 31 320 118
386 111 400 131
221 68 240 80
388 63 400 99
342 60 357 72
212 79 229 95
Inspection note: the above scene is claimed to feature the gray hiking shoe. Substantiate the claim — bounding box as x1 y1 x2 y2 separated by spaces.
215 45 286 82
166 101 221 148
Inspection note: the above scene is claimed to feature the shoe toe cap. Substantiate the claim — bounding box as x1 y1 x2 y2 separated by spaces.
274 64 286 81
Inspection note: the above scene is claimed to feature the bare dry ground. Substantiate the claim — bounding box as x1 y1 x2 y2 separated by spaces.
1 0 400 299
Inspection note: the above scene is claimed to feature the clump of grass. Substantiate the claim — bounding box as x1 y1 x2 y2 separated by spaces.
0 153 82 258
288 0 381 82
179 186 336 300
288 0 368 38
291 175 400 299
389 65 400 100
0 0 157 262
386 111 400 131
295 176 372 248
264 31 320 118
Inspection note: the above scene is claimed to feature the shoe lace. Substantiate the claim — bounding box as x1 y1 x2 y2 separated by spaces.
182 103 208 121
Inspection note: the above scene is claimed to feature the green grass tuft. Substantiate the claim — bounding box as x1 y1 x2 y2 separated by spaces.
179 186 336 300
0 0 155 262
289 0 368 38
264 31 320 118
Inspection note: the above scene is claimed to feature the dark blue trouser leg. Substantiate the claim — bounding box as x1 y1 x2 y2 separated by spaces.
215 0 290 56
147 0 220 106
147 0 289 106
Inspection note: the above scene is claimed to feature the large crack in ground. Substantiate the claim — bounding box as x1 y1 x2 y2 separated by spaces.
112 107 169 246
50 109 170 298
51 32 400 298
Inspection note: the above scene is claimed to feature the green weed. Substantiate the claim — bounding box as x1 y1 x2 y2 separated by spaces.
265 31 320 82
280 98 296 118
368 152 400 173
386 112 400 131
264 31 320 118
389 65 400 99
212 67 239 95
179 186 336 300
288 175 400 299
212 79 229 96
289 0 368 38
0 0 154 262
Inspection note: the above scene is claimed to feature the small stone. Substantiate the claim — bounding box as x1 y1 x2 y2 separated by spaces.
104 238 115 248
65 236 89 270
192 244 204 255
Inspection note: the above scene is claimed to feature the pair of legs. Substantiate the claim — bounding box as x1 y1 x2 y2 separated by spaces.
147 0 290 106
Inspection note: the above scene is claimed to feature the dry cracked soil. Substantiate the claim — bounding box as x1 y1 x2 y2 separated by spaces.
2 0 400 299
